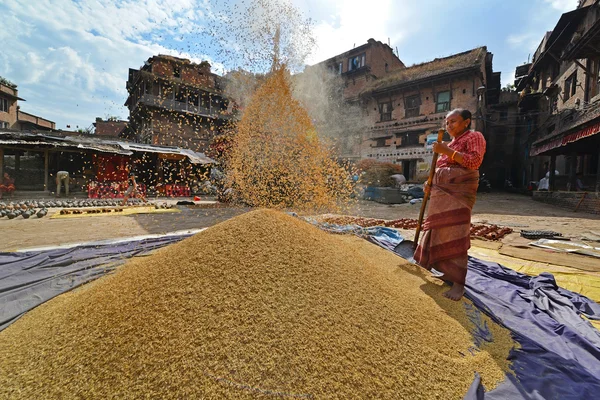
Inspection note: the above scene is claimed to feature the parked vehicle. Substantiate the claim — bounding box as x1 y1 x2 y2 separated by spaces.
478 173 491 193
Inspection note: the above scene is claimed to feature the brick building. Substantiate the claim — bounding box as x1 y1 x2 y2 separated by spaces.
311 38 406 103
516 0 600 198
124 55 235 153
0 77 55 131
303 39 405 159
93 117 129 138
358 47 497 181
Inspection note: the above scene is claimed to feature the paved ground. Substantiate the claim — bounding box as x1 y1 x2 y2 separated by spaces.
345 192 600 238
1 192 599 252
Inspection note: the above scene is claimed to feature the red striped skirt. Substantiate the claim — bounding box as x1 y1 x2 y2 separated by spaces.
413 167 479 285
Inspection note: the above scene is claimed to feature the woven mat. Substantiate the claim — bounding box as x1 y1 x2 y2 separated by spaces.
50 206 180 219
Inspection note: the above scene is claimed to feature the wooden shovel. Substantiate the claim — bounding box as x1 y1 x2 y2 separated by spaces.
393 128 445 259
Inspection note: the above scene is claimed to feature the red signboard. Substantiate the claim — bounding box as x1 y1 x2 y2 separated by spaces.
530 121 600 156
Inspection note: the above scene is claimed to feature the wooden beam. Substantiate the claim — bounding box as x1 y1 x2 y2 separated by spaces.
574 59 588 73
44 149 49 192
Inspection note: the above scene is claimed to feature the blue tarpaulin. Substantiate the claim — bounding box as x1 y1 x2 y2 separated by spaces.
0 234 191 331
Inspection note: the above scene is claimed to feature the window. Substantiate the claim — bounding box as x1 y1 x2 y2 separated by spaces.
144 81 152 95
564 72 577 101
174 66 181 78
348 53 366 71
188 92 199 107
396 132 420 148
436 91 450 112
373 137 390 147
160 83 174 100
175 89 187 103
378 101 393 122
338 62 343 74
0 122 9 129
0 98 8 112
404 95 420 118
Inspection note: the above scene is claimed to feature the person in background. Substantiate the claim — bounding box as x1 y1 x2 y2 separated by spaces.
576 173 586 191
121 169 148 206
414 108 486 301
0 172 15 199
56 171 70 198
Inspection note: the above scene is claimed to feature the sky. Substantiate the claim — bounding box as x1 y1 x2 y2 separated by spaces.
0 0 579 131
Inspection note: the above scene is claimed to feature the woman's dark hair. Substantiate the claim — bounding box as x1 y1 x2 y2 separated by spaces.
447 108 472 128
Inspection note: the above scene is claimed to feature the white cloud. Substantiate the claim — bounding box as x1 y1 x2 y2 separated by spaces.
507 33 541 51
0 0 218 129
304 0 416 65
543 0 578 12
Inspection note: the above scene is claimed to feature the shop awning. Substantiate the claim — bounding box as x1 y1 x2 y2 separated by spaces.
531 120 600 156
0 130 217 164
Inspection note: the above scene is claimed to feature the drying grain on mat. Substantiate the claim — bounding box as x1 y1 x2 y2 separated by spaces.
0 209 514 399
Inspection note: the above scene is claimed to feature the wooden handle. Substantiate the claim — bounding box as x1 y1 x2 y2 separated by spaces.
413 128 445 249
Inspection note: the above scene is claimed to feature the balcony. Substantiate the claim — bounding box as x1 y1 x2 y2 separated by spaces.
561 7 600 61
518 91 543 111
132 94 234 120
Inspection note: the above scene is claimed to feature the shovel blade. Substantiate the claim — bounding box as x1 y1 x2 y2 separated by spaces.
393 240 417 262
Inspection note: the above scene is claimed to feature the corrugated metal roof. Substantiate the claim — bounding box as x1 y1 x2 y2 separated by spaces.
0 130 216 164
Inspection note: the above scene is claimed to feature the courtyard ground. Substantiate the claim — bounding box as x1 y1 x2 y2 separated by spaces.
1 193 599 274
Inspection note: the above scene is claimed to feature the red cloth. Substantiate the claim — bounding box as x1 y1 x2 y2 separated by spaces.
413 167 480 285
1 176 15 186
0 176 15 193
437 130 486 170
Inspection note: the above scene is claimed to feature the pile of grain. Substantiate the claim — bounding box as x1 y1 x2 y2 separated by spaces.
0 210 513 399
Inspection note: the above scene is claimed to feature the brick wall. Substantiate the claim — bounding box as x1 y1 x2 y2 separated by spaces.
315 39 404 102
151 58 215 89
364 74 481 124
367 40 405 77
0 83 18 128
556 63 586 112
533 190 600 214
149 110 213 152
95 120 128 137
17 111 55 129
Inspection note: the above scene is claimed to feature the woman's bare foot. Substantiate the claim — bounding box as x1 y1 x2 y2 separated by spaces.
443 283 465 301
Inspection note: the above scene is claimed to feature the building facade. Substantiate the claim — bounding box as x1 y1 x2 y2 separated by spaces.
93 117 129 138
516 0 600 198
358 47 497 181
124 55 235 153
304 39 405 160
0 77 55 131
486 90 520 188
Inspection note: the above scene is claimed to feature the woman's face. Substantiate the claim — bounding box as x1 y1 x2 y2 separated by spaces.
445 112 470 137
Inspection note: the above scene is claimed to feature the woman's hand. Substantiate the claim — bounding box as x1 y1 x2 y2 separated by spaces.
432 142 452 156
423 181 430 196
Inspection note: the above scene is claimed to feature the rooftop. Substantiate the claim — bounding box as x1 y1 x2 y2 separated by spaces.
361 47 487 96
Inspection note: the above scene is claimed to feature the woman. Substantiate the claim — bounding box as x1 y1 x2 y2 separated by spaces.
413 109 486 301
0 172 16 199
